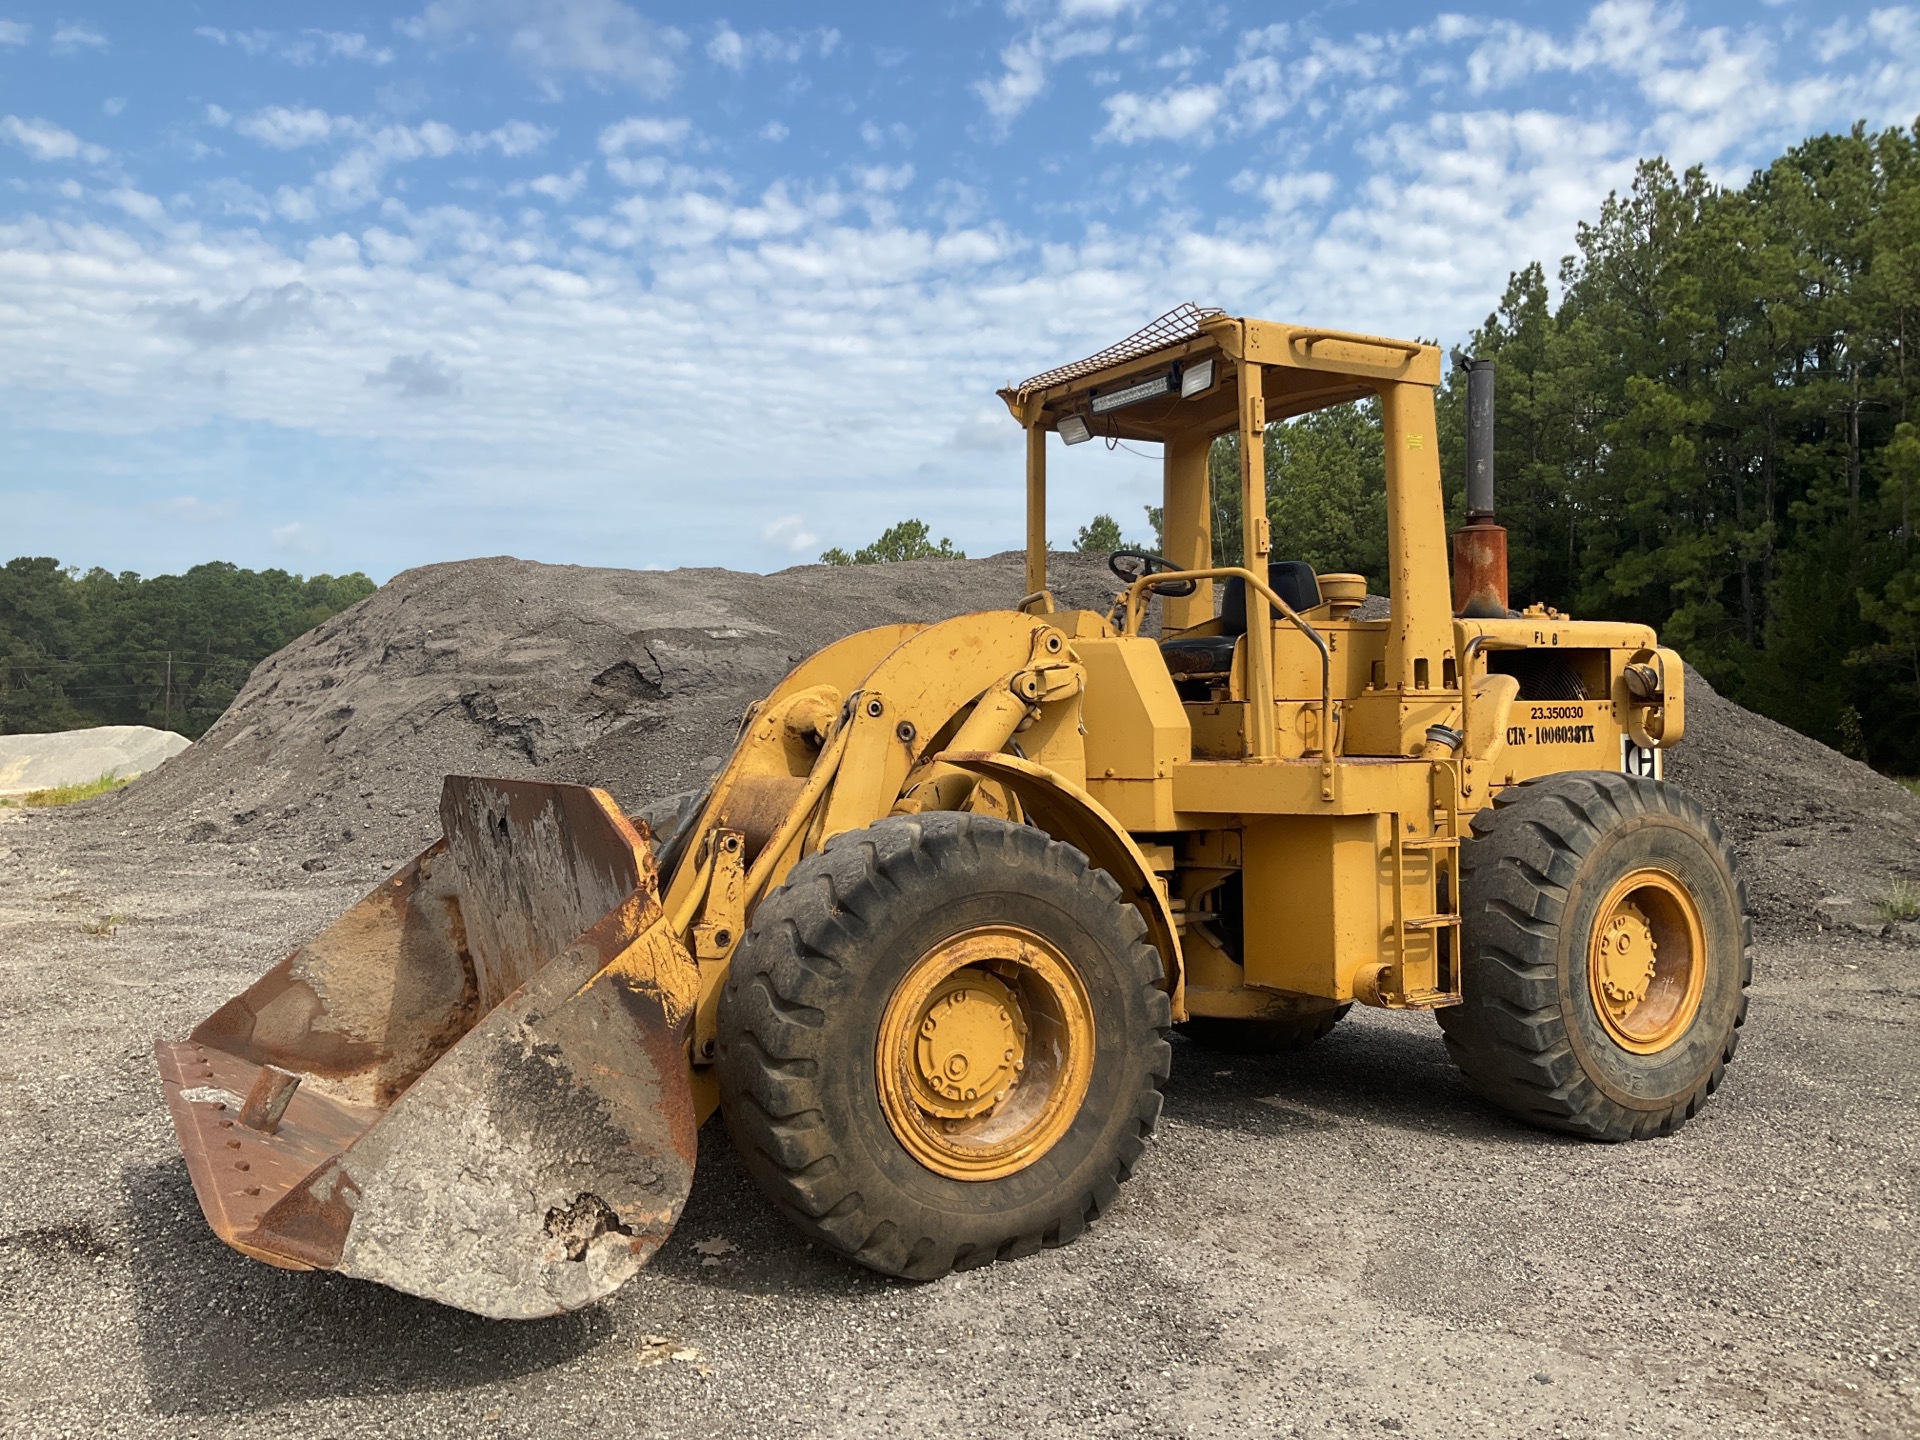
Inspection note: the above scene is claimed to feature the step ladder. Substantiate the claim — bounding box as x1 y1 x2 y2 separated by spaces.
1385 775 1464 1007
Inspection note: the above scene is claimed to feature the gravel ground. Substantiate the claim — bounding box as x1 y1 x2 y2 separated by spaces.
2 811 1915 1439
2 554 1917 1438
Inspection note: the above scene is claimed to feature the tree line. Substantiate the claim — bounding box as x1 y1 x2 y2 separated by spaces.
1124 122 1919 775
0 558 376 738
1433 121 1920 774
836 121 1920 774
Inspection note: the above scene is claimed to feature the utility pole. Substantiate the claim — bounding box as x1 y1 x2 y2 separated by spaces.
163 651 172 731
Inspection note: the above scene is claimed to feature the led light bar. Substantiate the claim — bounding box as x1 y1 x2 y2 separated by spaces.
1180 357 1215 397
1057 413 1091 445
1089 371 1173 415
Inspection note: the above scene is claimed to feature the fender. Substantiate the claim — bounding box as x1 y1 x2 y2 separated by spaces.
937 749 1186 1022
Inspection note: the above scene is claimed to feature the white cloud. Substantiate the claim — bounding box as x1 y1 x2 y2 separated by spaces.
195 26 265 54
529 165 589 202
150 283 321 347
974 5 1134 128
0 20 29 45
205 103 232 128
1059 0 1147 19
1253 170 1336 212
367 351 463 399
0 115 109 164
760 515 818 554
1098 85 1223 143
102 97 125 117
405 0 686 96
317 123 464 206
976 37 1049 122
235 106 340 149
856 163 914 192
599 116 692 152
488 120 552 156
707 23 745 70
50 22 106 53
224 111 556 209
760 120 789 142
605 155 666 187
198 24 392 67
705 23 838 70
105 188 165 224
273 187 319 222
307 31 395 65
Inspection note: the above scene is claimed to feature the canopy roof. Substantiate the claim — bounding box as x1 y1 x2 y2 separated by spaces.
997 305 1442 444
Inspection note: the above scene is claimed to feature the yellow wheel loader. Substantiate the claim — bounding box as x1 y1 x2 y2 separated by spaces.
157 305 1749 1319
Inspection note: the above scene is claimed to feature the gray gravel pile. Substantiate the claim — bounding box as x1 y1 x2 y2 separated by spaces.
1665 666 1920 936
94 551 1119 881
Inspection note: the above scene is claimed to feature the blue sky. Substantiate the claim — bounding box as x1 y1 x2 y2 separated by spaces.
2 1 1917 581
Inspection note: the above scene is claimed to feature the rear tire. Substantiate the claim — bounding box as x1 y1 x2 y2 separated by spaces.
715 813 1172 1278
1437 772 1751 1140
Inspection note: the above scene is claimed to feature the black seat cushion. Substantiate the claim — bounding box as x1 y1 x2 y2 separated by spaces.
1159 635 1240 677
1159 561 1323 681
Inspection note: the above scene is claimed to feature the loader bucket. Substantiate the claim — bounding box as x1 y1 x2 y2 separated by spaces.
155 777 702 1319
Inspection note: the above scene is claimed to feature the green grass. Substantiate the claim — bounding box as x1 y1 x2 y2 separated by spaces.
1899 777 1920 800
1875 881 1920 926
0 771 134 808
78 913 129 937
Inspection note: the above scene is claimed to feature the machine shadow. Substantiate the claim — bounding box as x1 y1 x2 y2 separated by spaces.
1161 1010 1569 1148
124 1015 1560 1417
638 1120 906 1302
123 1159 612 1417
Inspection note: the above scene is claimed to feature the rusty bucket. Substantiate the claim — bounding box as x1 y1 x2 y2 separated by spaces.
155 777 700 1319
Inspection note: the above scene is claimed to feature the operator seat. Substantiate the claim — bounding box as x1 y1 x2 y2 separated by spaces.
1159 561 1323 681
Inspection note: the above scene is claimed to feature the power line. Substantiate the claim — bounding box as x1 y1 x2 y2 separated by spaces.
0 651 234 669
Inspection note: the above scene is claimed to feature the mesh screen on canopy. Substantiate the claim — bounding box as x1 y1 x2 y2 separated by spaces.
1009 302 1226 401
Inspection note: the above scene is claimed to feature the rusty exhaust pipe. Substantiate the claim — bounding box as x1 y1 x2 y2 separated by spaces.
1450 354 1509 618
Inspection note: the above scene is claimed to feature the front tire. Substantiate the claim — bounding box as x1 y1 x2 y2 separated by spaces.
715 813 1172 1278
1437 772 1751 1140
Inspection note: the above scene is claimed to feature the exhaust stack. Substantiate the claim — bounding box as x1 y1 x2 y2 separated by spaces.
1450 355 1509 618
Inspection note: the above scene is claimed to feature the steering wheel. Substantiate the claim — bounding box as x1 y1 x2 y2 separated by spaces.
1108 548 1198 597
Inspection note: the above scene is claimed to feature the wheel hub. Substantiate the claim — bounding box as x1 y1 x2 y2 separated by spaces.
876 925 1094 1181
1594 903 1658 1008
910 971 1027 1120
1586 868 1707 1055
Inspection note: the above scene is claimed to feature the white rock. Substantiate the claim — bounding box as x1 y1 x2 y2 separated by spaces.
0 724 190 796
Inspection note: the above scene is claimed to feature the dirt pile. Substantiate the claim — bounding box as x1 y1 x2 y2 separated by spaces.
90 553 1920 935
100 551 1119 877
1665 666 1920 934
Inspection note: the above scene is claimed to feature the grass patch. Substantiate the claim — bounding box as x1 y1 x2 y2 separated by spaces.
78 913 129 937
1874 881 1920 925
1899 777 1920 800
0 772 133 808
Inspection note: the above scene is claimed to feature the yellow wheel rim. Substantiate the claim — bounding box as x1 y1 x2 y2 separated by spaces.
1586 868 1707 1054
876 925 1095 1181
